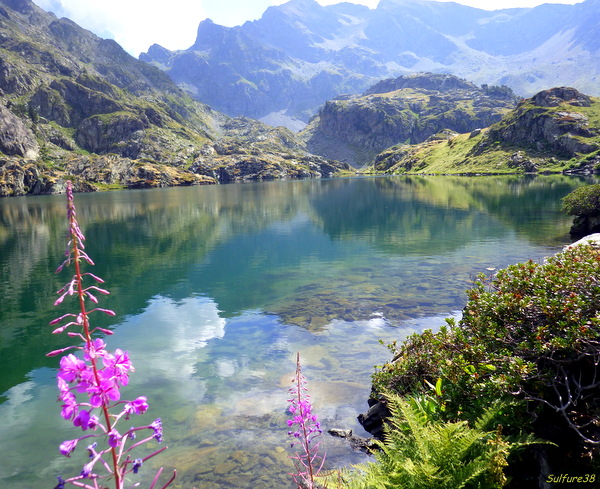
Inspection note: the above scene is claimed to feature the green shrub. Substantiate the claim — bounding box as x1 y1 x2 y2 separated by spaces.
374 244 600 442
562 184 600 216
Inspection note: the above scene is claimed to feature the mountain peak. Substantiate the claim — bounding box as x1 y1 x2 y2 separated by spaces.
1 0 35 15
140 0 600 123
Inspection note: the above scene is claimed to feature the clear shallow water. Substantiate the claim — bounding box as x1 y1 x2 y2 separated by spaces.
0 174 594 488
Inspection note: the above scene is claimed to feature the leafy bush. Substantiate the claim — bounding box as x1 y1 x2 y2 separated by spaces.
562 184 600 216
374 243 600 446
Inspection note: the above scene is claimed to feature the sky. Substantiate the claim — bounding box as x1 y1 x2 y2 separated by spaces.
32 0 585 58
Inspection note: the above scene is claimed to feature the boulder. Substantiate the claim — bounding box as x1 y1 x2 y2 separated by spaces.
357 399 391 440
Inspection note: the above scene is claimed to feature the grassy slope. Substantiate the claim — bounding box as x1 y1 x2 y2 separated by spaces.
370 95 600 175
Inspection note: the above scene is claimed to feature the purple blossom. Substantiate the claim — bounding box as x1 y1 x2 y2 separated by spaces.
87 375 121 408
124 396 149 418
108 429 122 448
59 439 78 457
86 442 97 458
83 338 107 361
58 354 88 383
133 458 143 474
150 418 163 443
73 409 99 431
103 348 133 386
58 380 78 421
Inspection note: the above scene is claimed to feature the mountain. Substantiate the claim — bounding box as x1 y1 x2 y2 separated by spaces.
0 0 348 196
369 86 600 175
140 0 600 129
299 73 519 167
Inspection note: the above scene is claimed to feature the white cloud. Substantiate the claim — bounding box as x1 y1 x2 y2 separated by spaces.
34 0 206 56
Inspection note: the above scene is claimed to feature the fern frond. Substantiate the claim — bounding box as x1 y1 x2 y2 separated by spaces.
331 394 544 489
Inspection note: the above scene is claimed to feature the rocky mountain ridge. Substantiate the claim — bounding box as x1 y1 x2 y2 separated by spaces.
370 86 600 175
300 73 519 167
140 0 600 128
0 0 348 197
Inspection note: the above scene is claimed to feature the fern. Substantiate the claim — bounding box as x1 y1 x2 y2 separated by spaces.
323 394 544 489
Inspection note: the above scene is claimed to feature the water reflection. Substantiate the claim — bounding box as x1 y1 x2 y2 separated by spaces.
0 175 596 488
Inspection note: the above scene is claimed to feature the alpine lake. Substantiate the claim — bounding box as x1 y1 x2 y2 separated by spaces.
0 174 596 489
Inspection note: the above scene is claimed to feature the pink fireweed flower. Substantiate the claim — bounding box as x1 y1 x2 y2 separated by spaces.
87 375 121 408
50 181 174 488
80 461 93 479
286 353 325 489
124 396 149 418
103 349 133 386
108 429 122 448
83 338 107 361
58 354 88 383
73 409 99 431
60 399 78 422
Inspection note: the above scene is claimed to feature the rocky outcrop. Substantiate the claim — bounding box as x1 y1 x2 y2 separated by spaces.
190 143 349 182
0 155 215 196
75 112 148 158
0 102 39 158
301 74 518 167
474 87 600 159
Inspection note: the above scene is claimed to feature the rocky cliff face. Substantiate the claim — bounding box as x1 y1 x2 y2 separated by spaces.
140 0 600 127
370 87 600 175
476 87 599 158
0 102 39 158
300 74 518 167
0 0 348 196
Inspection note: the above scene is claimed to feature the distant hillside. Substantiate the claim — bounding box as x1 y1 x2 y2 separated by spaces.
299 73 519 167
140 0 600 129
0 0 348 197
369 87 600 175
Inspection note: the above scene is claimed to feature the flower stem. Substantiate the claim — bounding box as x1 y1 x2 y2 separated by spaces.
70 214 121 489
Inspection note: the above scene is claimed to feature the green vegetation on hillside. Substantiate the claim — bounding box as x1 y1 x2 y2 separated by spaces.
369 88 600 175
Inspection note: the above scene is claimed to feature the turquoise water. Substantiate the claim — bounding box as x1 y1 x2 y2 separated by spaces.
0 175 593 488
